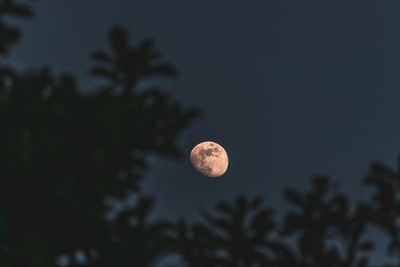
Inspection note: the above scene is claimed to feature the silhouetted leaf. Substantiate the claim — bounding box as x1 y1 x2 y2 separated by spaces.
283 188 303 206
359 240 374 251
89 66 117 80
91 50 113 63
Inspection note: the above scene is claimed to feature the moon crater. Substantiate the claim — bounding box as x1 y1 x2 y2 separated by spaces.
190 141 228 177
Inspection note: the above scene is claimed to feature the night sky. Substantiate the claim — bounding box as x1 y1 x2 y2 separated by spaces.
8 1 400 263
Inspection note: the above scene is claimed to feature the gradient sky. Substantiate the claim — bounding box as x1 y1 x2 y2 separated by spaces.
8 0 400 264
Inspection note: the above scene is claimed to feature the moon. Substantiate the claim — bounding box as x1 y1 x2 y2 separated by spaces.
190 141 229 177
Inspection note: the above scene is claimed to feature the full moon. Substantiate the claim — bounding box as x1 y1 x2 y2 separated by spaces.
190 141 229 178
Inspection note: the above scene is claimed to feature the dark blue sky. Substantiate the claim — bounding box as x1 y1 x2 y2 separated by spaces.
8 0 400 263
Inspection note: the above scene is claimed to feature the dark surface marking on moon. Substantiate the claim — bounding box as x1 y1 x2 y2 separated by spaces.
197 147 222 174
191 142 227 177
192 152 212 174
199 147 220 158
200 148 213 157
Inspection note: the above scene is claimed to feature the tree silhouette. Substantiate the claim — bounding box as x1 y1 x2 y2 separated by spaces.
175 177 380 267
89 26 177 95
0 1 199 266
363 156 400 266
83 196 176 267
2 1 400 267
0 0 32 56
281 175 375 267
176 195 290 267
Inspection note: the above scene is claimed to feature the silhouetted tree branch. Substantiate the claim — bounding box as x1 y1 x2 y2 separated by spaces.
0 0 33 56
2 2 400 267
363 155 400 266
0 8 199 266
89 26 177 96
281 176 374 267
176 195 287 267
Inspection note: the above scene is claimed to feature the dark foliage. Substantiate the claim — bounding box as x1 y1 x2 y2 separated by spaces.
89 26 177 95
280 176 374 267
0 0 33 56
0 1 199 266
0 1 399 267
363 156 400 266
175 195 283 267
